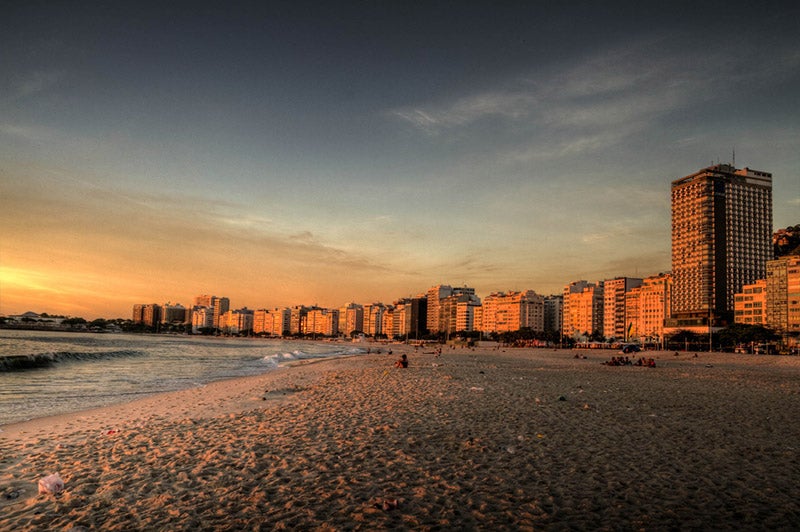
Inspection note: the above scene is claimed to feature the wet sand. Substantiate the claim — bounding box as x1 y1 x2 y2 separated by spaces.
2 346 800 530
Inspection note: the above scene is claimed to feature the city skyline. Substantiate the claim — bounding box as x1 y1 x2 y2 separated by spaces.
2 3 799 320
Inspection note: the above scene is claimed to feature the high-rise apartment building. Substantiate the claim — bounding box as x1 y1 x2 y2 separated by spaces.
625 273 672 343
254 308 290 336
219 308 254 335
306 308 339 337
191 306 214 333
543 295 563 334
381 306 395 339
766 255 800 334
338 303 364 336
363 303 386 336
289 306 308 335
562 280 604 338
426 285 476 333
132 303 161 327
439 292 481 334
194 295 230 329
391 296 426 340
670 164 772 327
426 285 452 333
480 290 544 334
603 278 642 340
161 303 187 324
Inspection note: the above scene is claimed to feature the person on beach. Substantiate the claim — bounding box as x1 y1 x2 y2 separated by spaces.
395 354 408 368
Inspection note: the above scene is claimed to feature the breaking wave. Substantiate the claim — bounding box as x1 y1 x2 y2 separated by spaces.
0 350 144 372
262 346 366 368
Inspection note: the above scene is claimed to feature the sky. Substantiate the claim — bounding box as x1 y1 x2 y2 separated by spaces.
1 1 799 319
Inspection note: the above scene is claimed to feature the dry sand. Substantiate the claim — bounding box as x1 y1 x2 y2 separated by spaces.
2 346 800 530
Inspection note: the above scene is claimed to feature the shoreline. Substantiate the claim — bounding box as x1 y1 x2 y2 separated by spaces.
3 346 800 529
2 345 794 441
0 351 374 443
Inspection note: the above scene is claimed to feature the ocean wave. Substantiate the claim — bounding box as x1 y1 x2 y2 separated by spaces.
0 350 145 372
261 346 367 367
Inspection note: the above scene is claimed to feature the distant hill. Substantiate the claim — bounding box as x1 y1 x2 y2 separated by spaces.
774 224 800 258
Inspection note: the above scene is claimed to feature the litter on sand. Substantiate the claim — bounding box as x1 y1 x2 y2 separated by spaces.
38 474 64 495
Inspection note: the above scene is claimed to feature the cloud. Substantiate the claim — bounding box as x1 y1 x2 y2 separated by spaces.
2 70 63 101
390 36 799 153
0 123 60 143
391 90 537 134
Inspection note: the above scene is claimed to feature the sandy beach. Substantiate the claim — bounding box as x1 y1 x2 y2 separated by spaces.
2 346 800 530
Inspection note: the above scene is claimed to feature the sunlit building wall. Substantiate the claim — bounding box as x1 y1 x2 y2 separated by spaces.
562 281 603 338
766 255 800 333
603 277 642 340
143 304 161 327
338 303 364 336
254 308 289 336
363 303 385 336
734 279 767 326
194 295 230 329
626 273 672 342
191 306 214 333
426 285 452 333
306 308 338 336
219 308 253 335
670 164 772 327
382 306 395 338
480 290 544 333
290 306 308 335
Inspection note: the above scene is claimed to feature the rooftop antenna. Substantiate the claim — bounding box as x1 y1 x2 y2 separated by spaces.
732 146 736 167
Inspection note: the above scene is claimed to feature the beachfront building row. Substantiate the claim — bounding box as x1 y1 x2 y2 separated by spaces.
766 255 800 334
561 274 672 343
734 254 800 334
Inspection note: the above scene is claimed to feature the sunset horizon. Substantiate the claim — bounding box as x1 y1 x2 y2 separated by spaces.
2 2 798 320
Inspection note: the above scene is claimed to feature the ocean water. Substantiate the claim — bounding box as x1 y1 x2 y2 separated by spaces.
0 330 366 426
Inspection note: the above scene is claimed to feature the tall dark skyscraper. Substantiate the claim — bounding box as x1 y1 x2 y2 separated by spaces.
669 164 773 327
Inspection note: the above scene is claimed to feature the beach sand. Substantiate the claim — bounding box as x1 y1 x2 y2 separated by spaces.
2 346 800 530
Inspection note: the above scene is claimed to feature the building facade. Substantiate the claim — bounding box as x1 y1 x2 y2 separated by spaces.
363 303 386 337
338 303 364 336
132 303 162 327
191 306 214 333
543 295 563 335
480 290 544 334
161 303 187 324
306 308 339 337
219 308 254 335
426 285 476 333
766 255 800 334
194 295 230 329
562 281 604 339
625 273 672 344
253 308 290 336
734 279 767 326
670 164 772 327
603 277 642 340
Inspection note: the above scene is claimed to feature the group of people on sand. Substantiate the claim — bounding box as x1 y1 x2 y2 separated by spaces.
604 356 656 367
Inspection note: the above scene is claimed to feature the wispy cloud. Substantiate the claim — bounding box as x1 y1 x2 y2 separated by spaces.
2 70 63 102
392 91 537 134
390 36 799 156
